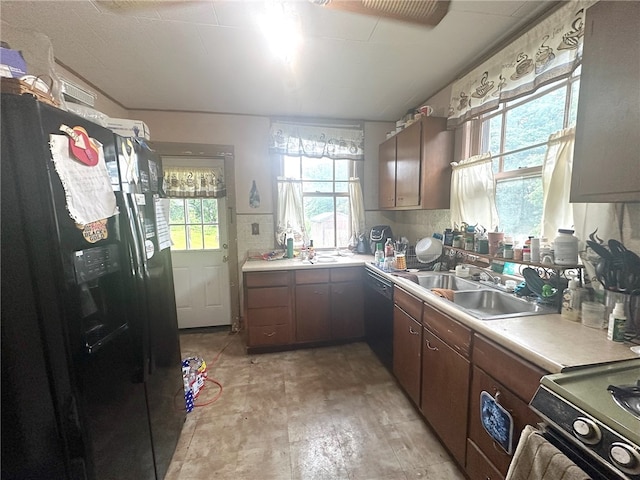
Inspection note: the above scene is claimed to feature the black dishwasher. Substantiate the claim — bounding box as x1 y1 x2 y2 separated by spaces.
364 267 394 371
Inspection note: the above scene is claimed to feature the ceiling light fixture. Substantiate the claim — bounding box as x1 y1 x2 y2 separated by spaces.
259 1 303 65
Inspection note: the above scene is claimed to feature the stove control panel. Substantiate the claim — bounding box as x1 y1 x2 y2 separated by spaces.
531 386 640 480
610 443 640 475
572 417 602 445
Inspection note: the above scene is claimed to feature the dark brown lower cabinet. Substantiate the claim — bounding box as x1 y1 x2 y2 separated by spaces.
295 283 331 342
466 335 546 477
420 327 470 465
244 271 293 348
420 303 471 466
392 304 422 405
465 438 505 480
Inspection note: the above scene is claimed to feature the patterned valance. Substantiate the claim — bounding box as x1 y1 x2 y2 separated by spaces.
269 121 365 160
163 166 226 198
448 0 597 127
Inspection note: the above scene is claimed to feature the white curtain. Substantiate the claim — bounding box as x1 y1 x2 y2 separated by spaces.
276 178 305 247
450 153 499 231
541 127 621 250
541 128 576 238
348 177 365 245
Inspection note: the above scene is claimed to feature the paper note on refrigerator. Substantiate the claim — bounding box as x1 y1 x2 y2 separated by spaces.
49 134 118 225
155 197 172 251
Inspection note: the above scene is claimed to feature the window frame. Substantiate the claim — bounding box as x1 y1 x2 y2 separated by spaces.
464 71 581 240
168 197 221 251
278 154 360 249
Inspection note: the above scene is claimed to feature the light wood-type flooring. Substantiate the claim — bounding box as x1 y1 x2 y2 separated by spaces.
166 329 465 480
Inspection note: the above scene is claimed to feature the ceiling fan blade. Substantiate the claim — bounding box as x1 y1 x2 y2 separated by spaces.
311 0 450 27
96 0 194 12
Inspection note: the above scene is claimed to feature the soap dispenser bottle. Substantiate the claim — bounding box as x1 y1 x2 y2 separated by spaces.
561 279 583 322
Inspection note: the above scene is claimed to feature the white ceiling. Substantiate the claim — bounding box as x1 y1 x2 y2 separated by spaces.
0 0 557 122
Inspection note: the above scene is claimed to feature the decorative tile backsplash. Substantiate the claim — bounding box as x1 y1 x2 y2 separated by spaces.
237 213 274 260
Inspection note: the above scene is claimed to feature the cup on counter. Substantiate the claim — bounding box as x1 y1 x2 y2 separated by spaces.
487 232 504 257
582 301 606 329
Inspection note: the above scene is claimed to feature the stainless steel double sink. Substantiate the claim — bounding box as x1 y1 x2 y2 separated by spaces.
414 272 553 320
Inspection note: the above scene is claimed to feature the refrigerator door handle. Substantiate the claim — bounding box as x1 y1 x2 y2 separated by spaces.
121 193 145 278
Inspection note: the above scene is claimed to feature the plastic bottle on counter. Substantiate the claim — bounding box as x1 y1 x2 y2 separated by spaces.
607 302 626 342
530 237 540 263
374 243 384 268
384 238 394 258
286 236 294 258
561 279 583 322
308 240 315 260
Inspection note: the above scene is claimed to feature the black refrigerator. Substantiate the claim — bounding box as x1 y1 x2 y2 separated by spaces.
1 94 185 480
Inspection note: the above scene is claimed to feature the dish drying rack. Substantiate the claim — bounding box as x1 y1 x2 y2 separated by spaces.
405 245 445 271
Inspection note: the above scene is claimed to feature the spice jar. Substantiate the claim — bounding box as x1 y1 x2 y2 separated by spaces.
503 244 514 259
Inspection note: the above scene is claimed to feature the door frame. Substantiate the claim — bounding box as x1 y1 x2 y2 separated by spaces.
151 141 240 332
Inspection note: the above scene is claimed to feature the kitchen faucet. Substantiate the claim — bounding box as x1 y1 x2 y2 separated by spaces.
479 270 502 285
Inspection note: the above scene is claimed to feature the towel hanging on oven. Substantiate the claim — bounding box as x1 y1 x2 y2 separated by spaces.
506 425 590 480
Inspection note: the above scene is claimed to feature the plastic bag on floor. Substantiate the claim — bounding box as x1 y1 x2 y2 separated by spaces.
182 356 207 413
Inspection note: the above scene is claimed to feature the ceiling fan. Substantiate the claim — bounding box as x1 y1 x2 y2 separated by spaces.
97 0 450 27
308 0 450 27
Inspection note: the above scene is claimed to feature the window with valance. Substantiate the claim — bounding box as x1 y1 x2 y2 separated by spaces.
448 0 596 128
269 120 365 249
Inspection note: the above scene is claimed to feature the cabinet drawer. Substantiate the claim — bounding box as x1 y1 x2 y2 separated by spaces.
394 286 423 320
468 365 541 476
246 286 289 308
245 271 290 287
465 439 504 480
296 269 330 284
473 335 546 403
422 303 471 357
330 267 361 283
248 324 291 347
246 306 290 327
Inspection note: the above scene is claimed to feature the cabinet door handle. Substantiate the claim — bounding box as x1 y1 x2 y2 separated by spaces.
264 331 276 337
425 339 438 351
409 326 419 335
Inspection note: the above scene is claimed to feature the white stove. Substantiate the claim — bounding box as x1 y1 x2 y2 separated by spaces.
531 358 640 480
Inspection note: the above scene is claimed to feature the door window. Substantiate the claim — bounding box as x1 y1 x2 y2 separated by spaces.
169 198 220 250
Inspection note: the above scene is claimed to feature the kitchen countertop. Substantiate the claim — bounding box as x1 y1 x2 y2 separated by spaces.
241 256 638 373
242 253 372 272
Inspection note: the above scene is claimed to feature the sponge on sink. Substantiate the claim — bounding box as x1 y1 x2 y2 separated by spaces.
431 288 454 301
